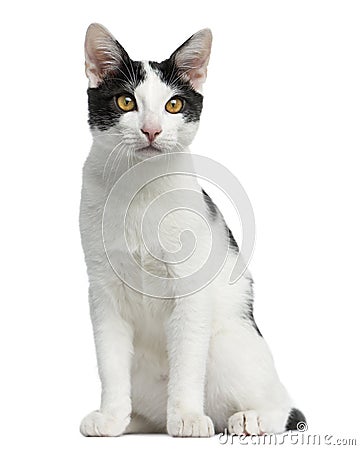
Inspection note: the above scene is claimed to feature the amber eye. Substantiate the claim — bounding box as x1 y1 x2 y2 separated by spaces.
165 97 184 114
116 94 136 112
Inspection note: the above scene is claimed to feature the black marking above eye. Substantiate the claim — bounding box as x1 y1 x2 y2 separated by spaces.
148 59 203 123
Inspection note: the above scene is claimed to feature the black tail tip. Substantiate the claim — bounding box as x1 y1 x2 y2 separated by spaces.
285 408 307 431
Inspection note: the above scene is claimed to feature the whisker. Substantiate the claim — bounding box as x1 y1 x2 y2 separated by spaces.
167 62 178 86
107 142 127 188
94 133 123 139
102 140 123 181
169 66 197 88
113 143 129 183
128 58 137 86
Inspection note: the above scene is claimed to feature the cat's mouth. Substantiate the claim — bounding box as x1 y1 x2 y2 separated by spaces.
136 145 162 156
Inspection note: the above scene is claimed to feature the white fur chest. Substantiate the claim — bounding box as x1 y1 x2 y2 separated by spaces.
80 146 208 293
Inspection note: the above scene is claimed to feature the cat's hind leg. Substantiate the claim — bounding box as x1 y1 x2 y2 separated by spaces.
228 407 306 435
206 323 305 435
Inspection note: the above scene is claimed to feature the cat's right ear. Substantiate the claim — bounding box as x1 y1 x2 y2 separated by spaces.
84 23 129 88
170 29 212 92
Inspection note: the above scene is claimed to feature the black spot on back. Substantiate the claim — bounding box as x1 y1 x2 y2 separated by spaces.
200 190 261 338
227 226 239 252
149 59 203 123
201 189 239 254
243 276 263 337
286 408 307 431
87 61 146 131
202 189 218 220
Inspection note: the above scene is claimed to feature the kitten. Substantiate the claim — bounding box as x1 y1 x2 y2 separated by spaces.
79 23 306 437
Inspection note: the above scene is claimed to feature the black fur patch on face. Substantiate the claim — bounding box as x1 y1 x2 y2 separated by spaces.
87 61 146 131
149 59 203 123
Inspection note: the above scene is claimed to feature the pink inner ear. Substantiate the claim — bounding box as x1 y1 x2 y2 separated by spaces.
186 69 206 91
85 42 119 87
173 29 212 92
193 72 204 80
84 23 122 88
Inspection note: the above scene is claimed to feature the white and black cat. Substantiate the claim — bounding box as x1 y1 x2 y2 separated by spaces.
79 23 306 437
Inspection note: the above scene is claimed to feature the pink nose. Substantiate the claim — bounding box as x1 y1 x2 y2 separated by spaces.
141 127 162 143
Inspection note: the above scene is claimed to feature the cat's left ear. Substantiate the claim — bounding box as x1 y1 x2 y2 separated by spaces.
170 29 212 92
84 23 130 88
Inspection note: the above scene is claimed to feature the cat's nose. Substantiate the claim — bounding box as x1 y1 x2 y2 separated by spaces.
141 127 162 143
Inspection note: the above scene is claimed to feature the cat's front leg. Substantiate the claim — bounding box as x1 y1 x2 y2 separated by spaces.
80 287 133 437
166 292 214 437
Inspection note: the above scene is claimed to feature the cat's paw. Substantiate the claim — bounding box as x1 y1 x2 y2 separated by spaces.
80 410 130 437
228 409 292 435
167 413 215 437
228 410 261 435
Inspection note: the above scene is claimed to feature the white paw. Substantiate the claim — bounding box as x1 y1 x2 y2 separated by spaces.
228 410 261 435
258 408 290 434
167 413 215 437
80 410 130 437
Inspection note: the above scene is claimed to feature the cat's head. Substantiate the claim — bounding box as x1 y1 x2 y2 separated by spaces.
85 23 212 158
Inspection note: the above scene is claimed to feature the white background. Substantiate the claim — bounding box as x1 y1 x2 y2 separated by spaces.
1 1 359 449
